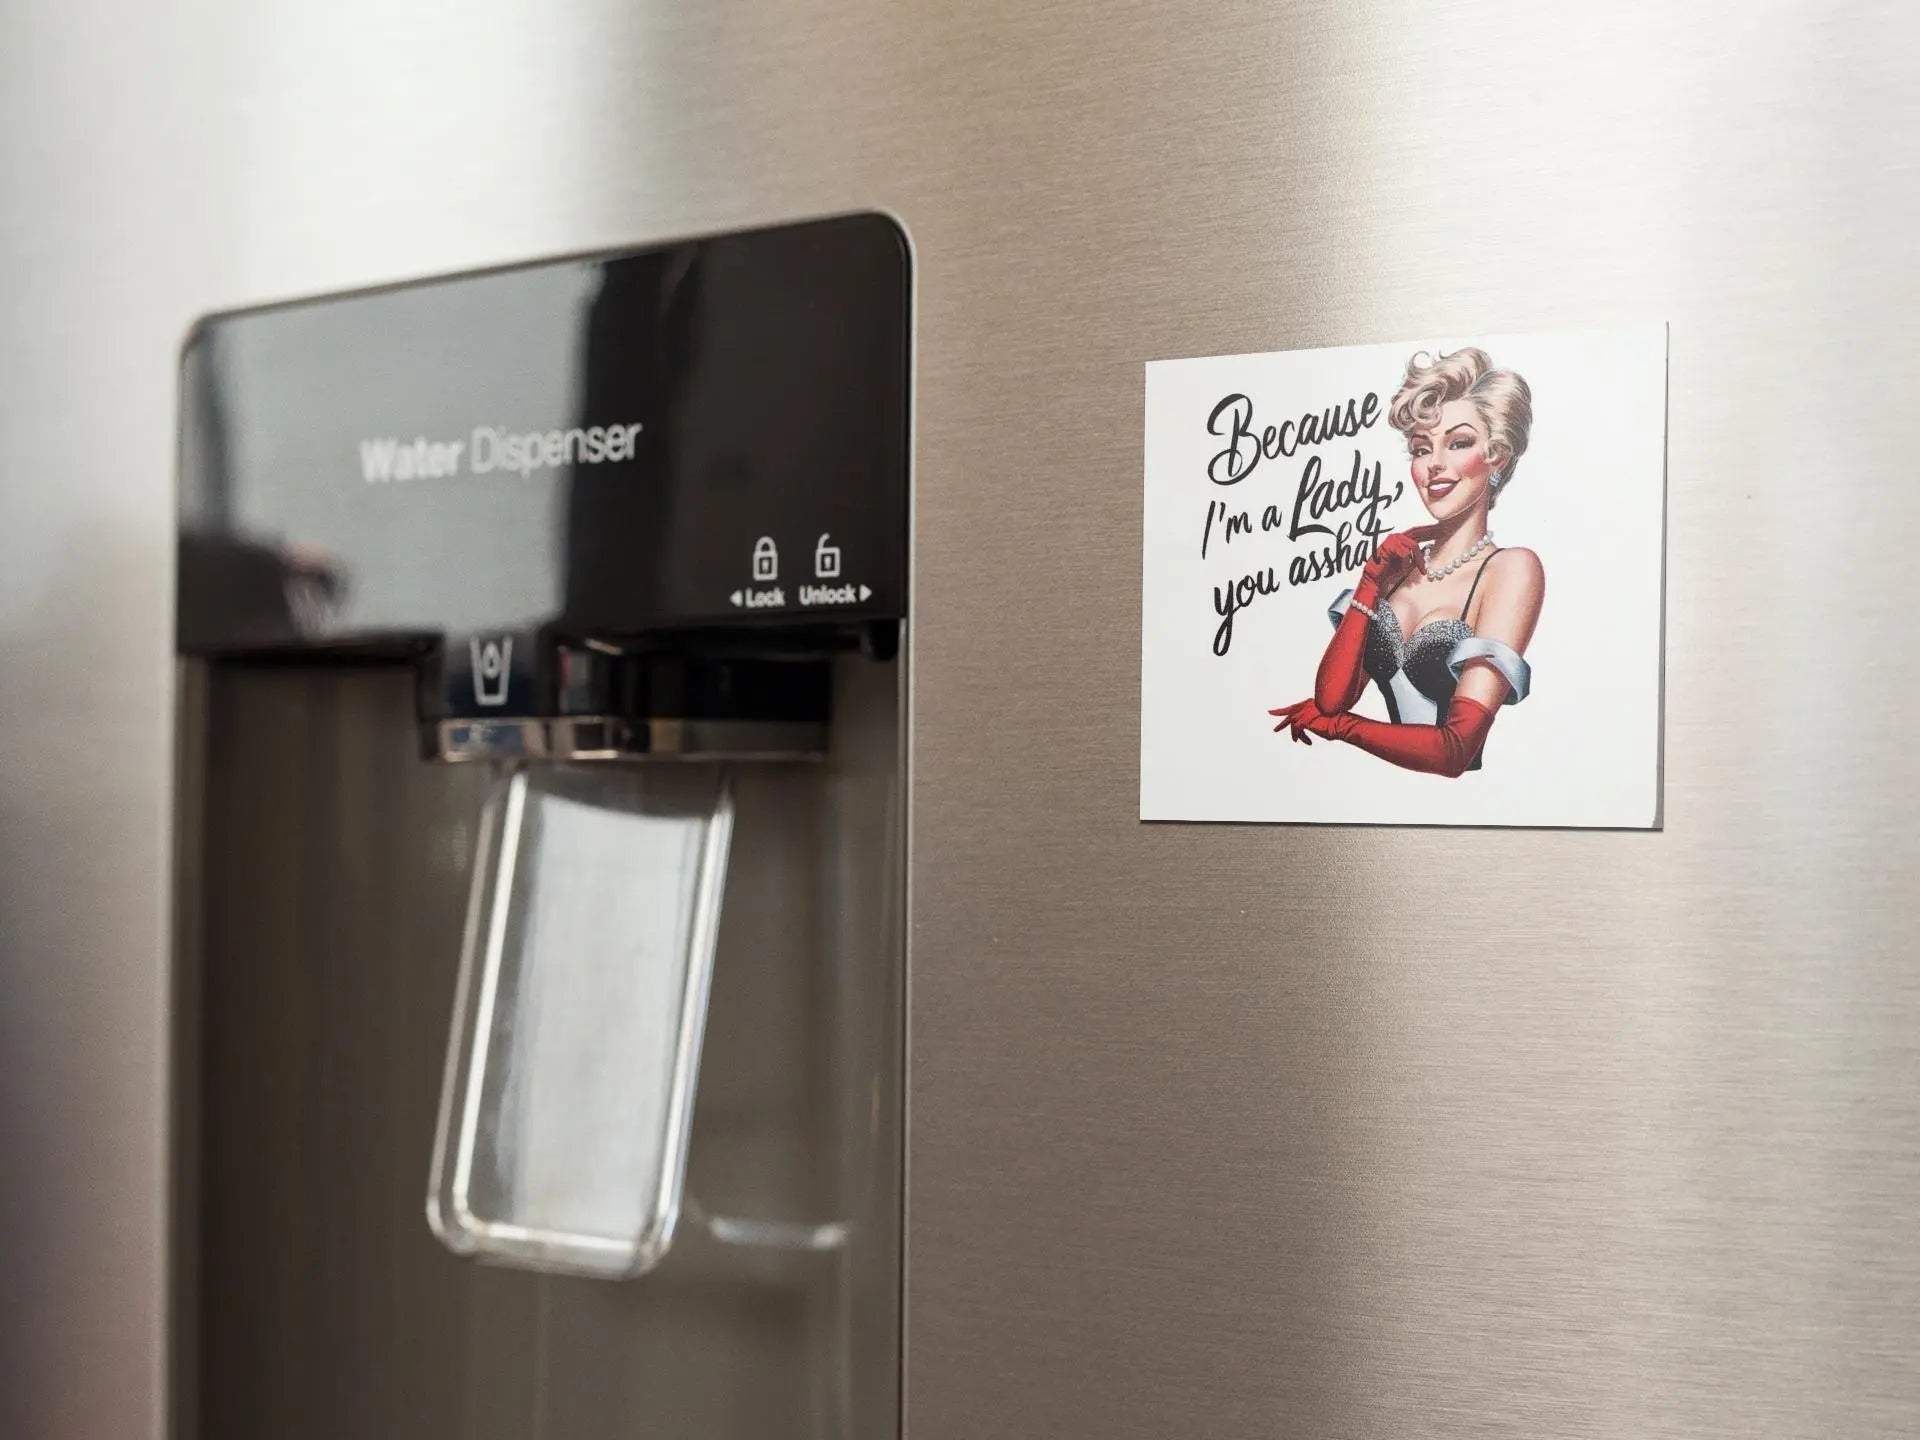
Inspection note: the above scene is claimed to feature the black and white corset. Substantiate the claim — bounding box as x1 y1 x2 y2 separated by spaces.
1328 552 1531 739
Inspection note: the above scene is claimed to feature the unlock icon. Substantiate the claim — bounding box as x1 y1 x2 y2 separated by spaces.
814 533 841 578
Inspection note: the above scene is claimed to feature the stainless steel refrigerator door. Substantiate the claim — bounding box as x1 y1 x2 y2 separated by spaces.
3 3 1918 1438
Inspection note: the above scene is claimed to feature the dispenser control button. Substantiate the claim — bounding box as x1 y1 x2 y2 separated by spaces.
798 581 872 606
799 530 867 605
728 585 788 609
814 533 841 578
732 536 789 609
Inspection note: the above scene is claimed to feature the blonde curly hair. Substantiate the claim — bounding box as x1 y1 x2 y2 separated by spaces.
1388 348 1533 502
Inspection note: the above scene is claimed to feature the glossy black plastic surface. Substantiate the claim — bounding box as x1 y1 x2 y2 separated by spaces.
177 213 910 658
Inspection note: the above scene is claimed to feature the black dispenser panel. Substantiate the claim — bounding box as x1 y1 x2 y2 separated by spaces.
177 213 910 655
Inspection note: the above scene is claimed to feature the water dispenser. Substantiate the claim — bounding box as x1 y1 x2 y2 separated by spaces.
171 214 909 1438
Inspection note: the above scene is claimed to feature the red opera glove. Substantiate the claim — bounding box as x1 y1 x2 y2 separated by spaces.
1356 529 1429 601
1313 529 1429 714
1268 697 1327 742
1301 693 1497 778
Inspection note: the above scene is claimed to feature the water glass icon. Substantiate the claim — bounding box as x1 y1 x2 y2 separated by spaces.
471 635 512 706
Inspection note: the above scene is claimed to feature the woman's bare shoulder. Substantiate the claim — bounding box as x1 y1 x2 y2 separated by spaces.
1487 545 1545 595
1472 548 1545 645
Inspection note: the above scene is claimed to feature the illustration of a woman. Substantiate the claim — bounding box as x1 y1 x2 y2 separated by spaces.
1269 348 1544 775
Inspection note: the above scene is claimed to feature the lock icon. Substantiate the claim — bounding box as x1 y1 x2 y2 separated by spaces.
814 533 841 578
751 536 779 582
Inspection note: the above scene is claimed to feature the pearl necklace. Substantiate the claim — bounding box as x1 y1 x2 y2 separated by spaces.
1420 531 1493 581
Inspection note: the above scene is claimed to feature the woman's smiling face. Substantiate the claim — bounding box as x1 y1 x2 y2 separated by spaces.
1408 398 1498 520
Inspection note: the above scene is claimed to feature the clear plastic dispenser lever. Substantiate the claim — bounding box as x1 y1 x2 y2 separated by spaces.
421 641 835 1279
427 763 735 1278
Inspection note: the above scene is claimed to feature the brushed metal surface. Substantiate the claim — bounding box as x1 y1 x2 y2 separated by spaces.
3 1 1918 1437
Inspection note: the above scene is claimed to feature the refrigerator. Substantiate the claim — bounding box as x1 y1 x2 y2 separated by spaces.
1 1 1916 1436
